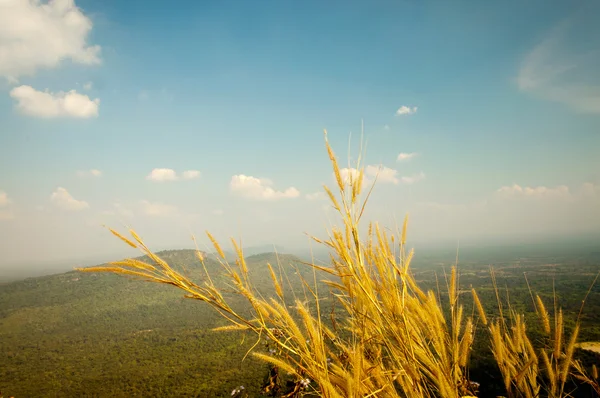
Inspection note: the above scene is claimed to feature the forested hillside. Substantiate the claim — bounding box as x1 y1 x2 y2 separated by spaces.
0 250 314 397
1 248 600 397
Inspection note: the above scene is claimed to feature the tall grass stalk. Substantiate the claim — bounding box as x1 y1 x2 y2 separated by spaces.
78 132 598 398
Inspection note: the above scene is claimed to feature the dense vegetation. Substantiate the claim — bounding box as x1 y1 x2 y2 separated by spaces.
0 250 316 397
1 248 599 396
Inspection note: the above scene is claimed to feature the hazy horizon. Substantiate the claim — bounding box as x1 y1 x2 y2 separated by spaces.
1 0 599 273
2 232 599 284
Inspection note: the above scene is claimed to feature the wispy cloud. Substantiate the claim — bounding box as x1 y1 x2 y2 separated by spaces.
336 166 424 186
230 175 300 200
400 172 426 184
395 105 418 116
10 85 100 118
0 191 11 207
411 182 600 243
146 168 201 182
0 0 100 81
422 183 596 214
305 191 326 201
517 5 600 113
77 169 102 178
146 168 178 182
50 187 89 211
338 168 363 186
0 191 13 220
83 81 93 91
496 184 570 198
582 182 600 197
366 165 399 185
181 170 201 180
140 200 178 217
397 152 418 162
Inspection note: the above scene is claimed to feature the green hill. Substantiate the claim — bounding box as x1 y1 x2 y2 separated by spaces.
4 247 599 397
0 249 315 397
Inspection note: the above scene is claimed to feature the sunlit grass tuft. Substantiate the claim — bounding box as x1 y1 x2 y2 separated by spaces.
78 130 599 398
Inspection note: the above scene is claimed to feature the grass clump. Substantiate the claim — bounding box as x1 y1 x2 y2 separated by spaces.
78 131 599 397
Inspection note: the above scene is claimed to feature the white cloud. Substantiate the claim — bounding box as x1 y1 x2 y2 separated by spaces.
517 7 600 113
10 85 99 118
400 172 426 185
411 182 600 243
77 169 102 178
396 105 418 116
140 200 177 217
338 168 363 185
213 209 224 216
230 174 300 200
0 191 13 220
305 191 326 201
182 170 201 180
495 182 598 202
496 184 570 198
83 81 93 90
146 168 201 181
335 166 424 186
582 182 600 197
397 152 418 161
146 168 178 182
0 191 11 207
0 0 101 81
366 165 399 185
50 187 89 211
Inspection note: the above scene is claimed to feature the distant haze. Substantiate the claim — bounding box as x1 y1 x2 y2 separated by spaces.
3 233 599 283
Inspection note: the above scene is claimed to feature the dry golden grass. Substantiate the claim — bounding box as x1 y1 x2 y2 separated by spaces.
479 267 600 398
78 131 599 398
577 342 600 355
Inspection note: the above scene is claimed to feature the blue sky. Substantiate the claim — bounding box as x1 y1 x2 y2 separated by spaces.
0 0 599 268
